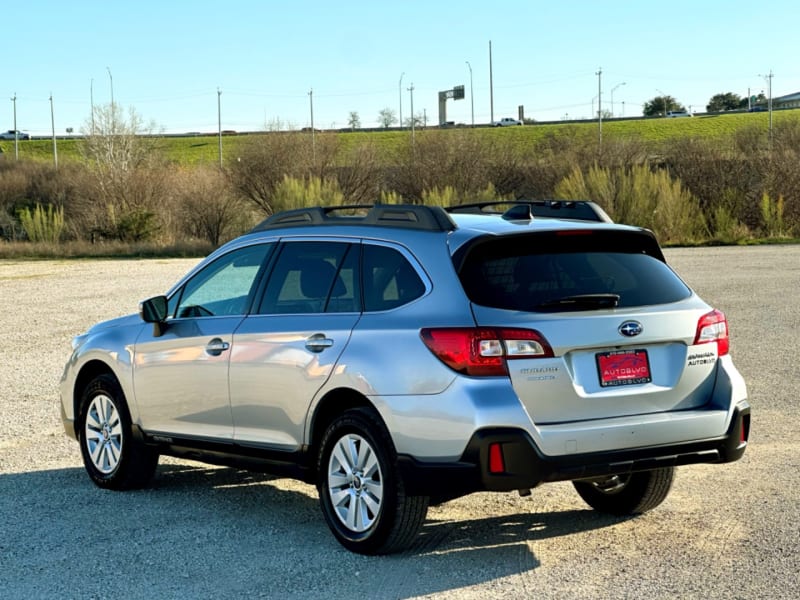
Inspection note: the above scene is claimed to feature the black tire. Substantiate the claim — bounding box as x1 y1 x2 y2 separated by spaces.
77 374 158 490
573 467 675 516
317 407 429 555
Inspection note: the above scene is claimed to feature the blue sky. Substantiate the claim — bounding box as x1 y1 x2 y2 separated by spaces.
4 0 799 134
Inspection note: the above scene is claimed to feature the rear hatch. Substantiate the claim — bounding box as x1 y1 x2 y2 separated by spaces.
456 228 722 424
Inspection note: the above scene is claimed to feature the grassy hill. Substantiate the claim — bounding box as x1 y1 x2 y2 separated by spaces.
2 109 797 166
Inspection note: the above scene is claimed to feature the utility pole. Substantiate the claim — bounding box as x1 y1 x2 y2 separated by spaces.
399 72 404 129
309 88 316 163
596 67 603 148
759 70 774 145
408 83 415 143
767 70 773 143
217 88 222 168
466 61 474 127
489 41 494 124
11 93 18 160
50 94 58 168
90 78 95 134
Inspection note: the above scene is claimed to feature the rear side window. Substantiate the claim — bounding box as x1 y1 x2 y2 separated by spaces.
363 245 426 311
458 231 691 311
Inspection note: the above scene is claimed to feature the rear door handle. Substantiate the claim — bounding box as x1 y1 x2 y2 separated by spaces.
305 333 334 353
206 338 231 356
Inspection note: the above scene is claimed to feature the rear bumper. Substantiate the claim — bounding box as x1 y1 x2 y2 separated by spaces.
398 403 750 500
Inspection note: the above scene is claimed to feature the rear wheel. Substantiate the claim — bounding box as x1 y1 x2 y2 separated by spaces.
317 408 428 555
77 374 158 490
573 467 675 515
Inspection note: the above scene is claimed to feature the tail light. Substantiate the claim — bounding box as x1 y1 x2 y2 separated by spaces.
420 327 554 376
694 309 729 356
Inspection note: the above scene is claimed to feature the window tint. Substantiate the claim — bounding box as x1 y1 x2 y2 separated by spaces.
459 232 690 311
258 242 359 314
173 244 272 318
363 245 426 311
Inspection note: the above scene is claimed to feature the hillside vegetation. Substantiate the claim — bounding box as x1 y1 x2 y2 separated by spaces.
1 108 799 257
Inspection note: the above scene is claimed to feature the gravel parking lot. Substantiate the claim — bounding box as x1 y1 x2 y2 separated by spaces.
1 246 798 599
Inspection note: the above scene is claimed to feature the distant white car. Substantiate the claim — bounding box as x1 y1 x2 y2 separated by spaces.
0 130 31 140
666 111 692 118
493 117 522 127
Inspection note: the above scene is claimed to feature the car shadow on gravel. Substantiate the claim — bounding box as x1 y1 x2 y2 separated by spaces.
2 462 630 599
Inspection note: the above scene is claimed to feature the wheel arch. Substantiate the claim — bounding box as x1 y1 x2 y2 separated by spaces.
72 360 120 435
306 387 384 479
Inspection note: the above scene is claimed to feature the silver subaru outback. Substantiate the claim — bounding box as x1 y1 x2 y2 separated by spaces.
60 202 750 555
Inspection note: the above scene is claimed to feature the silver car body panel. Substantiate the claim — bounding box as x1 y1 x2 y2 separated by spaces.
60 210 748 479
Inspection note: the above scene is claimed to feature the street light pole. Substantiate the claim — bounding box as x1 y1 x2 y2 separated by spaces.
657 89 667 116
399 72 405 129
596 67 602 147
106 67 114 106
50 93 58 168
466 61 474 127
489 40 494 124
610 82 626 118
11 93 18 160
408 83 415 142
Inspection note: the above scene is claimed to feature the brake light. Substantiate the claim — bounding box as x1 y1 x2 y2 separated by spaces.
420 327 554 376
694 309 729 356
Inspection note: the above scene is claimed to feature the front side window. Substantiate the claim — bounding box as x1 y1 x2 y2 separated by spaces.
258 242 359 314
172 244 272 318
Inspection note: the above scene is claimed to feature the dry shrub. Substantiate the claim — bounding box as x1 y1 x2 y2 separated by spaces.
388 130 498 202
227 131 338 214
175 166 254 246
555 164 706 244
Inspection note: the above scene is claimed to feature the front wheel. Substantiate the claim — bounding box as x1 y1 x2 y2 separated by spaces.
573 467 675 515
317 408 428 555
77 374 158 490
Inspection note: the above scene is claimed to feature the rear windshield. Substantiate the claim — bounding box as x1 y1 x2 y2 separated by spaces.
457 231 691 311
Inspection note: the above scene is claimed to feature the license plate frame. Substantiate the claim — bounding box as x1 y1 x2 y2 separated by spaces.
596 349 651 387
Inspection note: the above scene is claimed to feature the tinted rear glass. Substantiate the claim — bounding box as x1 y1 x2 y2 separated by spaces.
458 231 691 311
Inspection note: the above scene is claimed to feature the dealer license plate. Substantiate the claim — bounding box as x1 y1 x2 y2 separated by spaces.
596 349 651 387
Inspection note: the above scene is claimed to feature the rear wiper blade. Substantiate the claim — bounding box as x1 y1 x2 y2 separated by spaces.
534 293 620 311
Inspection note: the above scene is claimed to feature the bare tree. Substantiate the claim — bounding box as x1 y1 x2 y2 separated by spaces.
347 111 361 131
377 108 397 128
78 103 168 241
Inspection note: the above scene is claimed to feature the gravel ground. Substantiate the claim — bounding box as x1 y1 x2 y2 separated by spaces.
1 247 798 599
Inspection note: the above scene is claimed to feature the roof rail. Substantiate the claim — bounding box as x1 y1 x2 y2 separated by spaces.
446 200 613 223
250 204 457 233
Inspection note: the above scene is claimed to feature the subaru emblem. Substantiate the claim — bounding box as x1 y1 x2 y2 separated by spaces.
619 321 643 337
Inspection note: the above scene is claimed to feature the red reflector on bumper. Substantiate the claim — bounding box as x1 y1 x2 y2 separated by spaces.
489 443 505 474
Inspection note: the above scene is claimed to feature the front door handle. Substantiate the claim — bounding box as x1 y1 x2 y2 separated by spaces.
206 338 230 356
305 333 334 353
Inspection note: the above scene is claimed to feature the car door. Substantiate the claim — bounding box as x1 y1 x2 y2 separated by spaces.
132 243 273 440
228 240 361 449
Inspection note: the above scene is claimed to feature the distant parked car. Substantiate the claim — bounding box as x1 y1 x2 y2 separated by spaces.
665 111 692 118
0 130 30 140
748 106 767 112
493 117 522 126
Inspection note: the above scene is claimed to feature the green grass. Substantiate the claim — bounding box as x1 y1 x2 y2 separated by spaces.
1 109 797 166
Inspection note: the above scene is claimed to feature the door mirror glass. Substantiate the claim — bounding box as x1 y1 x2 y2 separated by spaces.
140 295 168 323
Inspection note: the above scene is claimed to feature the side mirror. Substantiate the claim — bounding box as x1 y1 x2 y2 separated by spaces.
139 295 168 336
